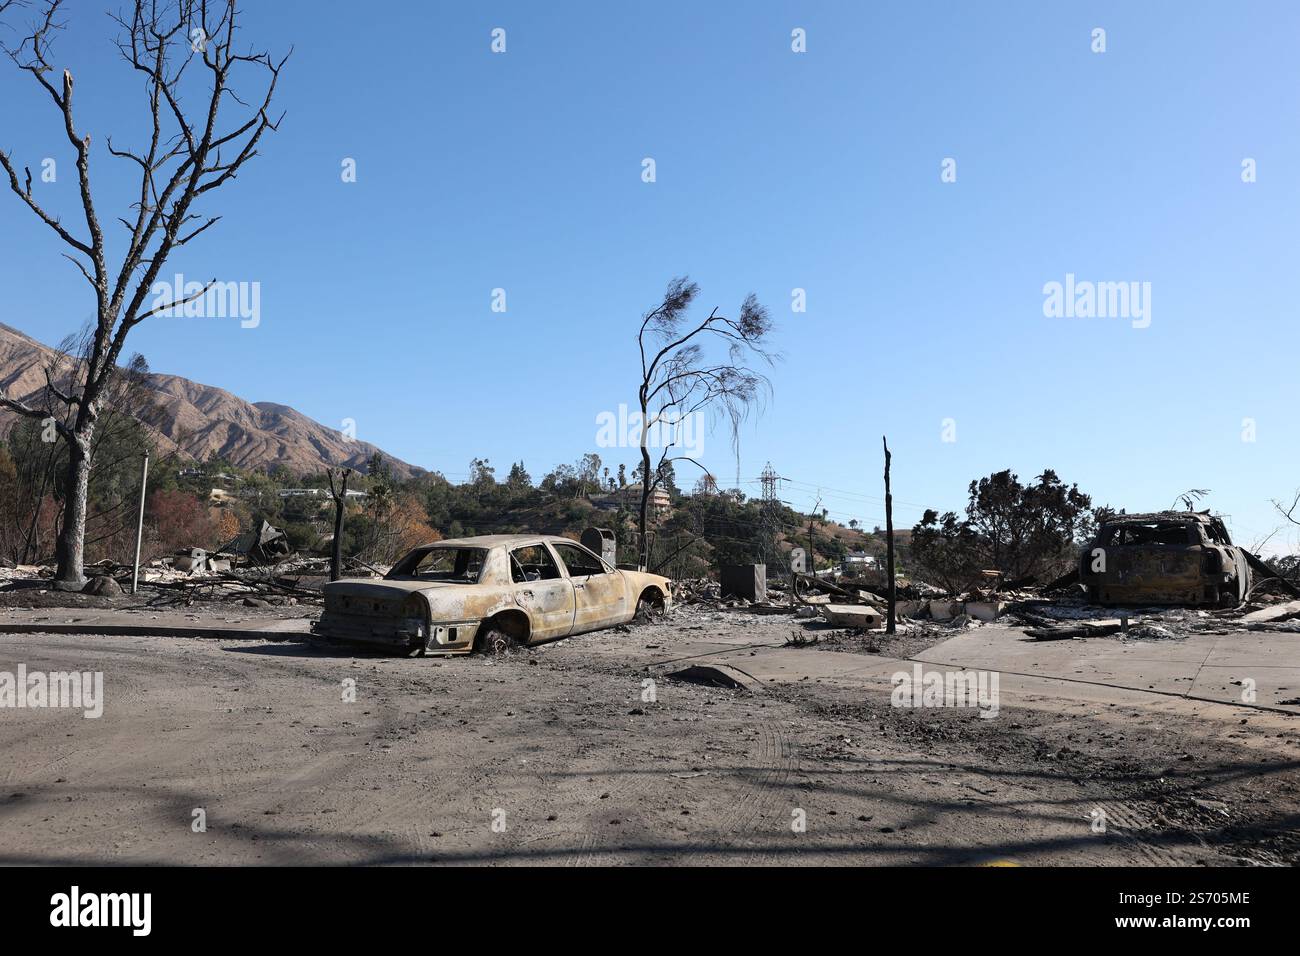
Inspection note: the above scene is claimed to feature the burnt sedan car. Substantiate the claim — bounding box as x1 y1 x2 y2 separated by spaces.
1079 511 1251 606
311 534 672 655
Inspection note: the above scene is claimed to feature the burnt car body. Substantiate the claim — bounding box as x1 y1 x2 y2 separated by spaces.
311 534 672 655
1078 511 1251 606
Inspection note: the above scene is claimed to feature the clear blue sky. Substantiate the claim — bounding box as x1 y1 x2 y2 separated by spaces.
2 1 1298 551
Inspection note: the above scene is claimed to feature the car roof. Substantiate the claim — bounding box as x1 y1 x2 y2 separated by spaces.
1102 511 1215 525
415 534 585 550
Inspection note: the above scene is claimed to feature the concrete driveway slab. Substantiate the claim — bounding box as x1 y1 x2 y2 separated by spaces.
913 626 1300 715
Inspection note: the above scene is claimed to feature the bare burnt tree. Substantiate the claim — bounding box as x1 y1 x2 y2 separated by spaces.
1273 491 1300 533
327 467 351 582
635 277 774 569
0 0 288 585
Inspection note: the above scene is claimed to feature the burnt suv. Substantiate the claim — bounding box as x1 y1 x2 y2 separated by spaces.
1079 511 1251 606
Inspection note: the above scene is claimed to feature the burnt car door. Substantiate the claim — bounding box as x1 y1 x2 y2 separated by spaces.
549 541 629 633
507 544 576 641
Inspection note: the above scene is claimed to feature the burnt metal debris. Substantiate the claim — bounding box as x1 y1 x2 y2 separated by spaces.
222 519 292 564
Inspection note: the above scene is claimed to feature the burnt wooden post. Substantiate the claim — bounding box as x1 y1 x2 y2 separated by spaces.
805 493 822 581
327 467 352 582
883 436 896 635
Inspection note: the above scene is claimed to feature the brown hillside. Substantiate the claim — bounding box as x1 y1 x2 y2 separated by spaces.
0 322 420 479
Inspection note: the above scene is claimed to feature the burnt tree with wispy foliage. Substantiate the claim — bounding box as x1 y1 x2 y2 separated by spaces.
634 277 774 569
0 0 288 585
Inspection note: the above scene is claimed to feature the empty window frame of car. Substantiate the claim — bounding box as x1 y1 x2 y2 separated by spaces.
387 547 487 583
552 542 609 578
1099 522 1194 547
510 545 563 583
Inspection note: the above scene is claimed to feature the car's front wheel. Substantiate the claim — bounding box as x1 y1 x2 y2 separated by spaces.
634 589 666 623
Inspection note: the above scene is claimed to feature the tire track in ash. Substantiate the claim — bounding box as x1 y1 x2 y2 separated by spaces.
0 635 222 790
1094 800 1203 865
317 665 499 864
564 705 661 867
710 719 794 864
239 651 504 863
566 752 659 867
236 663 427 862
53 638 374 861
0 639 244 863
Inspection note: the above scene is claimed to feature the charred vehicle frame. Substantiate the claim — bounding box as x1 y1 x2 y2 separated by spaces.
311 534 672 655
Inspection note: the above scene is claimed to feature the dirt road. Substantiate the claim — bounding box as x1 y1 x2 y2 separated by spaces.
0 610 1296 865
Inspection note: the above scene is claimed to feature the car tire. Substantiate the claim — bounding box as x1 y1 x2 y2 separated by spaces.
634 597 662 624
476 625 518 656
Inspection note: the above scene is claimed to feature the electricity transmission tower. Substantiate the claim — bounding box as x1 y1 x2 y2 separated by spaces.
758 462 783 567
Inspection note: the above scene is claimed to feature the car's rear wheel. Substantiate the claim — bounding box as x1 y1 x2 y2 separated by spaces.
475 624 518 656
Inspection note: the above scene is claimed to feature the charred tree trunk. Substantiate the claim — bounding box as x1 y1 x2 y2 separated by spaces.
330 501 345 581
638 444 652 571
53 434 92 588
883 435 896 635
637 377 653 570
328 468 351 582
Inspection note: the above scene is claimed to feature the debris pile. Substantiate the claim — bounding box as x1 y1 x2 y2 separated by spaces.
672 576 790 614
1004 588 1300 641
0 518 390 606
670 549 1300 643
220 519 292 563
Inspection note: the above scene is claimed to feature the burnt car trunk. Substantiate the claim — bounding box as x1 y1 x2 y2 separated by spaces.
313 581 431 651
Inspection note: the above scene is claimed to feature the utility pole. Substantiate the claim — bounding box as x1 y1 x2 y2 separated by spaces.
807 493 821 580
130 451 150 594
882 436 896 635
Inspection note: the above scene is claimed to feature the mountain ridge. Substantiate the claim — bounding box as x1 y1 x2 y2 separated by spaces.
0 322 421 480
